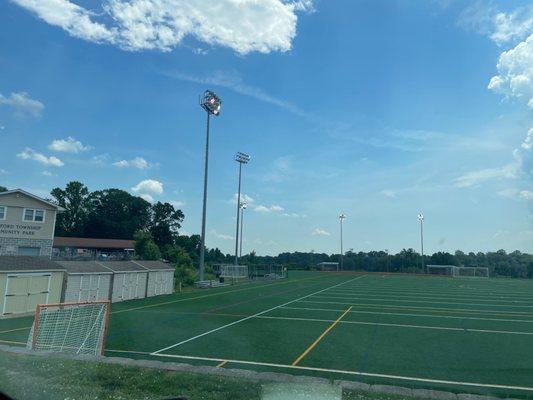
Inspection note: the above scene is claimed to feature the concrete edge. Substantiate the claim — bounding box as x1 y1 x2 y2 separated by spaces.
0 345 507 400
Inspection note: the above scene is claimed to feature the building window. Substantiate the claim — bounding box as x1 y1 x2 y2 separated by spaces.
0 206 5 220
23 208 46 223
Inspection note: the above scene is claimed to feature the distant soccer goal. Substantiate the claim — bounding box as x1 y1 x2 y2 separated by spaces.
219 265 249 279
27 301 110 356
317 262 339 272
427 265 489 278
249 264 287 280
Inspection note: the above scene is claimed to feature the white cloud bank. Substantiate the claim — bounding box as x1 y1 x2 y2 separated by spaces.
113 157 154 169
131 179 163 195
12 0 312 54
17 148 64 167
254 204 284 213
48 137 91 153
0 91 44 117
312 228 330 236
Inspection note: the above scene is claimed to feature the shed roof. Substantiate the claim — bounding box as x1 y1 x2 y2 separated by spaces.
94 261 149 273
0 256 65 272
53 237 135 250
131 260 174 271
55 261 113 274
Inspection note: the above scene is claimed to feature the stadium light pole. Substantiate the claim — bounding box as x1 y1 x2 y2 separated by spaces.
239 201 247 258
198 90 222 281
234 152 250 266
339 213 346 271
418 212 425 274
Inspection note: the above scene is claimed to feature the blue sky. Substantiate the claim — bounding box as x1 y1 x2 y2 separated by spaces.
0 0 532 255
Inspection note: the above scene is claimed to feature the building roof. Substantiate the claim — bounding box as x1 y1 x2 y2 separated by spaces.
131 260 174 271
0 189 65 211
55 261 113 274
93 261 150 273
0 256 65 272
53 237 135 250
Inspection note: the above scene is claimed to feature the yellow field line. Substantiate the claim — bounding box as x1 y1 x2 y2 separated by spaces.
0 326 31 334
291 305 353 366
217 360 228 367
112 274 330 315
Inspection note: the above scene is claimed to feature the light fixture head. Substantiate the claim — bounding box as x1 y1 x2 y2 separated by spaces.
240 201 247 209
339 213 346 221
200 90 222 116
235 152 251 164
417 212 424 221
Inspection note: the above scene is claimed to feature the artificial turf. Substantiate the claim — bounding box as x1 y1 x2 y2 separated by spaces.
1 271 533 399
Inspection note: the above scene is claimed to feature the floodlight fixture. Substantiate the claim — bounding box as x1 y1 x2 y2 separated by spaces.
240 201 247 209
417 212 424 222
200 90 222 116
339 213 346 221
235 152 251 164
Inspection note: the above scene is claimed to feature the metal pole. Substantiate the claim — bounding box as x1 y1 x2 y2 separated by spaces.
239 205 244 258
234 162 242 266
199 112 210 281
420 219 425 273
340 218 344 271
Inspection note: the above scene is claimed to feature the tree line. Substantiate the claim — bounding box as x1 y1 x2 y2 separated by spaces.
2 183 532 278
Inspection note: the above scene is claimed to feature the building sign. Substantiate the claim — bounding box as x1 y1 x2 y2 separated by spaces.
0 223 43 237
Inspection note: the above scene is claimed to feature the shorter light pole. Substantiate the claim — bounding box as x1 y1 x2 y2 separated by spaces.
339 213 346 271
418 212 425 273
239 201 247 258
234 152 250 266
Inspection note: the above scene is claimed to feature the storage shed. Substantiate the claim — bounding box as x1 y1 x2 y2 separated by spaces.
130 260 174 297
56 261 113 303
97 261 149 302
0 256 65 316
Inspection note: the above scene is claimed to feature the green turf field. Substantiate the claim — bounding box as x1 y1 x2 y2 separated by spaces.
1 271 533 398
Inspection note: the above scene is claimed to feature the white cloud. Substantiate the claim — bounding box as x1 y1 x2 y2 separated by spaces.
113 156 153 169
13 0 312 54
0 91 44 117
41 170 54 177
312 228 330 236
209 229 233 240
282 212 307 218
230 193 254 205
91 153 109 165
488 34 533 108
131 179 163 195
520 190 533 200
253 204 284 213
139 193 154 203
48 137 91 153
380 189 397 198
522 128 533 150
454 163 519 188
17 148 64 167
169 200 185 208
165 70 309 118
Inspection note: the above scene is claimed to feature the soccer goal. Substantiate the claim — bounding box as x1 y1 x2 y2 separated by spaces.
454 267 490 278
219 265 249 280
249 264 287 280
317 262 340 272
27 301 110 356
427 265 456 276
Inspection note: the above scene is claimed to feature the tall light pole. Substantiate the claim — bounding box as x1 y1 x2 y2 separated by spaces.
339 213 346 271
418 212 425 274
234 152 250 266
198 90 222 281
239 201 247 258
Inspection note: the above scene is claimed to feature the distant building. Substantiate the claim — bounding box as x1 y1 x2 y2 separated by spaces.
53 237 135 260
0 189 64 257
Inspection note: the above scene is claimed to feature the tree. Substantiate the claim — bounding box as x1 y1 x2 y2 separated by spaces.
149 202 184 249
85 189 151 239
50 181 91 237
0 186 7 193
165 245 193 267
133 230 161 260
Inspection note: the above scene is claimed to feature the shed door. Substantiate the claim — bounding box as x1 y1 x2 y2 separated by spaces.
3 274 50 315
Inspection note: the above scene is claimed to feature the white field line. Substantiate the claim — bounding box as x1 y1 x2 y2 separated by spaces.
151 275 367 355
298 300 533 316
327 287 533 300
280 306 533 323
250 315 533 335
140 352 533 393
324 290 533 303
333 285 533 297
309 295 533 308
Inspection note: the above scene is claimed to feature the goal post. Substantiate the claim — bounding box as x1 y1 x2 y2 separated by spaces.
27 301 110 356
427 265 490 278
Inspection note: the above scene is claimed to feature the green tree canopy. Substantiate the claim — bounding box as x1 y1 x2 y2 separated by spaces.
149 202 184 250
133 230 161 260
51 181 91 237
